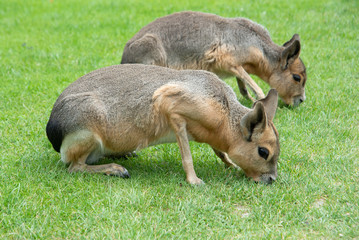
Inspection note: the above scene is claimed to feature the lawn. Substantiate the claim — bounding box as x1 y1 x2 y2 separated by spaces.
0 0 358 238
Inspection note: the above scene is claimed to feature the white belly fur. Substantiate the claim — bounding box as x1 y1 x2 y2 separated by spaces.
149 130 194 146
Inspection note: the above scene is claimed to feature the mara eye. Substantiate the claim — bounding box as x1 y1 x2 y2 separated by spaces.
258 147 269 160
293 74 301 82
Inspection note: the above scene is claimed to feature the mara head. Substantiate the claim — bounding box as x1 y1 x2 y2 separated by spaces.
228 89 280 184
269 34 307 107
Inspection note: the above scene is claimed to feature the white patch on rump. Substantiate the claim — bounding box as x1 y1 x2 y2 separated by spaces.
60 130 104 164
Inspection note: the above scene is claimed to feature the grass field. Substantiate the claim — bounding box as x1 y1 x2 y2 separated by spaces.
1 0 358 238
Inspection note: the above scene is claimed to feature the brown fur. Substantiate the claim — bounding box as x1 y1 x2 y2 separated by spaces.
121 11 307 106
46 64 280 184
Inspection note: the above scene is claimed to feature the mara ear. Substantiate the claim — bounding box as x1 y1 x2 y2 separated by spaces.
253 89 278 121
240 102 267 141
281 34 301 70
282 33 300 47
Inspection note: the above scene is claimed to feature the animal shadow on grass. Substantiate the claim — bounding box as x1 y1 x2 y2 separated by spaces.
73 146 244 185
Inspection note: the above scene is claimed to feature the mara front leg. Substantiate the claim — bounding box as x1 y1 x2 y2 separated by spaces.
231 66 265 100
169 114 204 185
236 77 255 102
212 148 236 168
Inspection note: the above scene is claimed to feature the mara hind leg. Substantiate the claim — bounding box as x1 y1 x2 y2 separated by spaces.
121 33 167 66
61 130 130 178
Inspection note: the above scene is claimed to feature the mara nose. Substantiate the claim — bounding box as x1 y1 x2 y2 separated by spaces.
301 94 307 102
267 176 275 184
296 95 305 105
262 175 276 184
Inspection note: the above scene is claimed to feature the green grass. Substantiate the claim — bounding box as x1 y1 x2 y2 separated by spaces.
1 0 358 238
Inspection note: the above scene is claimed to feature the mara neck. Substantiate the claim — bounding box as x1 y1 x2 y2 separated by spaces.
243 45 282 83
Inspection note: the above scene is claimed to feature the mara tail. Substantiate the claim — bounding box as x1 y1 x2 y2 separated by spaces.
46 118 63 153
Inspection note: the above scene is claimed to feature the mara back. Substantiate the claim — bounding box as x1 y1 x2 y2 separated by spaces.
122 11 276 69
46 64 242 152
